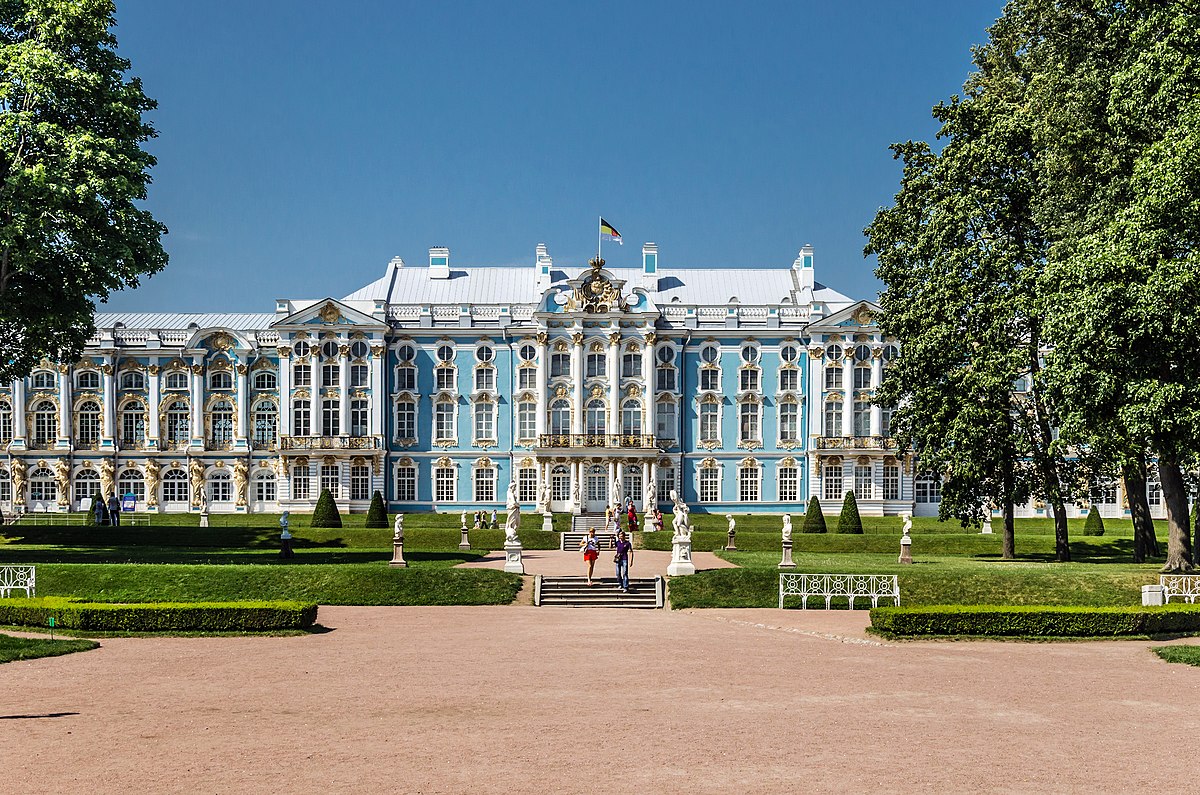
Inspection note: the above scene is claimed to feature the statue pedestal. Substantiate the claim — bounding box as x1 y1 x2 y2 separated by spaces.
981 518 993 534
726 531 737 551
778 540 795 569
459 527 471 550
503 539 525 574
666 533 695 576
390 540 407 568
643 516 657 533
899 536 913 564
542 513 553 532
199 511 209 528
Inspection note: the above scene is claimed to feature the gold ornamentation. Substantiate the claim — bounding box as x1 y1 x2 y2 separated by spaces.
318 302 342 324
277 346 292 359
608 332 621 345
236 364 248 375
571 332 584 346
535 332 548 345
210 332 236 351
852 306 875 325
339 344 350 357
190 364 203 375
589 385 604 399
147 365 160 375
99 364 113 375
370 345 385 358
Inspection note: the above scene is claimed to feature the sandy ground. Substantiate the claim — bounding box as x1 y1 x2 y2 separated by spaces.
455 547 738 576
5 606 1200 794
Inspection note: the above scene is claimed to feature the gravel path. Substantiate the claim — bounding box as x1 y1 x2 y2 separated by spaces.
5 606 1199 793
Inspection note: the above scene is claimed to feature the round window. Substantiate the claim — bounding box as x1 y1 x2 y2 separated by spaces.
519 344 536 362
321 341 340 359
855 344 872 361
780 344 798 362
437 344 455 363
741 344 759 363
293 341 310 357
883 345 899 362
656 346 674 364
826 345 843 360
351 341 369 359
700 346 719 364
476 345 494 363
397 344 415 363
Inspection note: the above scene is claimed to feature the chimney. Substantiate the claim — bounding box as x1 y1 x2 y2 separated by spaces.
535 242 552 291
429 246 450 279
642 242 659 291
793 244 815 292
389 255 405 270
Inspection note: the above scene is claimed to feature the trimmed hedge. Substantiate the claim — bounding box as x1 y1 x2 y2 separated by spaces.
870 604 1200 638
802 496 827 533
837 490 863 534
365 490 388 528
0 597 317 632
1082 510 1105 536
312 488 342 528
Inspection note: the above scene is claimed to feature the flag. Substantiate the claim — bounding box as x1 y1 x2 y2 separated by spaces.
600 218 622 245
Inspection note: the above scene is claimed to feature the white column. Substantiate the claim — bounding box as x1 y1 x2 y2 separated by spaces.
608 333 620 433
235 364 249 447
277 351 292 436
808 349 823 438
870 354 883 436
535 335 547 438
190 357 203 443
571 333 583 435
12 378 26 442
147 359 160 447
370 344 384 436
101 357 115 444
339 344 350 436
842 355 853 437
642 333 656 441
57 367 71 444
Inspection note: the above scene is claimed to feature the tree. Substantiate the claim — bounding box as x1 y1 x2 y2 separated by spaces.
365 490 387 528
0 0 168 382
1082 510 1104 537
836 490 862 534
311 488 341 528
802 496 826 533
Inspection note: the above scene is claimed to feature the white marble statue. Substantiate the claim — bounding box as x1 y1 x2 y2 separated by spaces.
393 513 404 542
727 514 736 535
460 510 468 530
504 479 521 543
670 489 691 541
781 514 793 543
902 512 913 536
610 477 622 509
645 479 657 513
539 480 551 512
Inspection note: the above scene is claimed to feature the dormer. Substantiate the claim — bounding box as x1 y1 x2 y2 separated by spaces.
642 242 658 291
535 242 553 291
429 246 450 279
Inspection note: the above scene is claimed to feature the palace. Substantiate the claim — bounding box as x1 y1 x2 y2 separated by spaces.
0 242 1158 521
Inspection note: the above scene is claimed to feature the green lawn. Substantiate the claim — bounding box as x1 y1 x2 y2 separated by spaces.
1152 646 1200 667
0 632 98 663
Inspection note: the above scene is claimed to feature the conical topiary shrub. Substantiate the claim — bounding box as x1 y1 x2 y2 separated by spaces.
312 488 342 528
802 495 827 533
1082 509 1104 536
365 490 388 528
836 490 863 534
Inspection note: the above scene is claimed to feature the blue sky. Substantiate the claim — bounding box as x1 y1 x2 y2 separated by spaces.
107 0 1006 311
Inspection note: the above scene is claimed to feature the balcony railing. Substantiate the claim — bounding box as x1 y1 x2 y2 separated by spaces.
537 433 660 450
813 436 897 451
279 435 383 451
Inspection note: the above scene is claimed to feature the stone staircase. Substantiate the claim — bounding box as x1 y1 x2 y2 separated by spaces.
560 514 619 551
535 575 664 608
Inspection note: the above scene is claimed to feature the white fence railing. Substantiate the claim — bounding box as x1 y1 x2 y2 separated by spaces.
0 565 35 597
779 573 900 610
1160 575 1200 604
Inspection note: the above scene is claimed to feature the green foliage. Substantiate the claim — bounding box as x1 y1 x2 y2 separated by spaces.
836 491 863 534
0 597 316 632
85 496 101 527
0 0 168 382
311 489 342 528
1152 646 1200 667
0 632 97 663
802 497 827 534
869 605 1200 638
365 491 387 528
1082 511 1105 537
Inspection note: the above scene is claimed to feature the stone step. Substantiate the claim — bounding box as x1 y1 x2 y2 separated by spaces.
535 576 663 608
559 531 619 551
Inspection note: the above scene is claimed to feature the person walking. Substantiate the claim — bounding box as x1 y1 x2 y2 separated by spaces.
106 494 122 527
579 528 600 585
614 530 633 592
626 500 637 534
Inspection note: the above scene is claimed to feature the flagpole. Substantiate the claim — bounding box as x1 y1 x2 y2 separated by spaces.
597 215 601 263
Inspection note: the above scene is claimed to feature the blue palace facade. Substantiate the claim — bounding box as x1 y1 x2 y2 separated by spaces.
0 242 937 518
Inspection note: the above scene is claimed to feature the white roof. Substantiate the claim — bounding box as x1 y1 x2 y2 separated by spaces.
93 312 277 330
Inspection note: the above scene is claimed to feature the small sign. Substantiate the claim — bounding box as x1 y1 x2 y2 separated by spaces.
48 617 55 628
121 493 136 512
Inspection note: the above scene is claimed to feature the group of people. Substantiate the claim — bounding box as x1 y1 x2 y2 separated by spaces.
579 527 634 591
472 509 499 530
90 494 125 526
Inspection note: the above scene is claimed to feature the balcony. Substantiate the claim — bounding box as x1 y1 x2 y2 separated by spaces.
537 434 660 450
813 436 897 451
279 435 383 451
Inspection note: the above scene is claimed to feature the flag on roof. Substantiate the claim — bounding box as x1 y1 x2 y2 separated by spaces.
600 218 622 245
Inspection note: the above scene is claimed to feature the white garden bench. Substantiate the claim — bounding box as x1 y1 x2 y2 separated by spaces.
779 573 900 610
0 565 36 598
1160 575 1200 604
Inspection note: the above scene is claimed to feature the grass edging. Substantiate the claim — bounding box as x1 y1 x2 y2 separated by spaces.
1152 646 1200 667
869 604 1200 638
0 632 99 663
0 597 318 632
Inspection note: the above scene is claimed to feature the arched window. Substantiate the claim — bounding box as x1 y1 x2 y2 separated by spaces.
0 401 12 443
395 396 416 441
621 399 642 436
31 370 55 390
517 399 537 441
32 400 56 447
551 465 570 502
29 467 56 503
915 472 942 504
165 371 189 390
434 398 455 441
165 399 189 446
585 399 606 436
209 470 233 502
76 400 102 445
121 402 146 445
253 400 278 447
209 371 233 390
74 469 101 505
824 400 843 437
350 398 369 436
76 370 100 390
549 399 570 435
118 469 145 503
253 371 277 391
209 400 234 445
254 471 277 503
853 399 872 436
121 371 145 390
162 469 188 503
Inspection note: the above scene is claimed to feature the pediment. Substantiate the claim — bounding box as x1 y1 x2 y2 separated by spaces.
807 300 881 332
272 298 384 329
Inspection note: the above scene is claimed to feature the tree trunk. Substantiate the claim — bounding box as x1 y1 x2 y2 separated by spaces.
1003 498 1015 560
1123 457 1155 562
1158 459 1194 573
1025 329 1069 562
1051 499 1070 562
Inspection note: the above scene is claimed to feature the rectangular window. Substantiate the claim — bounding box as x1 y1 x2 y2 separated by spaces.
436 366 456 391
435 467 456 502
293 401 311 436
550 352 570 378
824 464 844 500
740 369 759 393
517 401 536 441
1147 479 1162 507
656 366 676 392
517 467 537 503
1098 482 1117 504
255 476 277 502
396 400 416 440
739 402 759 443
350 465 370 500
396 365 416 391
321 464 339 498
350 364 369 387
210 476 233 503
853 401 871 436
779 466 798 502
474 367 494 392
883 465 900 500
700 369 719 391
322 400 340 436
656 467 676 502
881 406 894 438
699 468 720 502
824 404 842 437
474 468 495 502
0 407 11 443
825 366 843 390
0 471 10 503
350 400 369 436
121 409 146 445
779 369 799 392
586 353 606 378
855 464 873 499
292 465 311 500
622 354 641 378
739 467 760 502
700 403 719 443
435 401 455 441
518 366 537 390
656 402 677 442
395 465 416 501
474 401 494 441
162 473 188 503
854 366 873 390
293 361 311 387
322 363 340 387
779 403 798 442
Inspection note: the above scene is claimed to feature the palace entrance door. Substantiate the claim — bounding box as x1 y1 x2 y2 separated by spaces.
585 465 609 513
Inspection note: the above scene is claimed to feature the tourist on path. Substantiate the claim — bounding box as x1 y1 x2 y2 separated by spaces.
614 530 633 592
106 494 122 527
626 500 637 533
92 496 108 526
580 528 600 585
